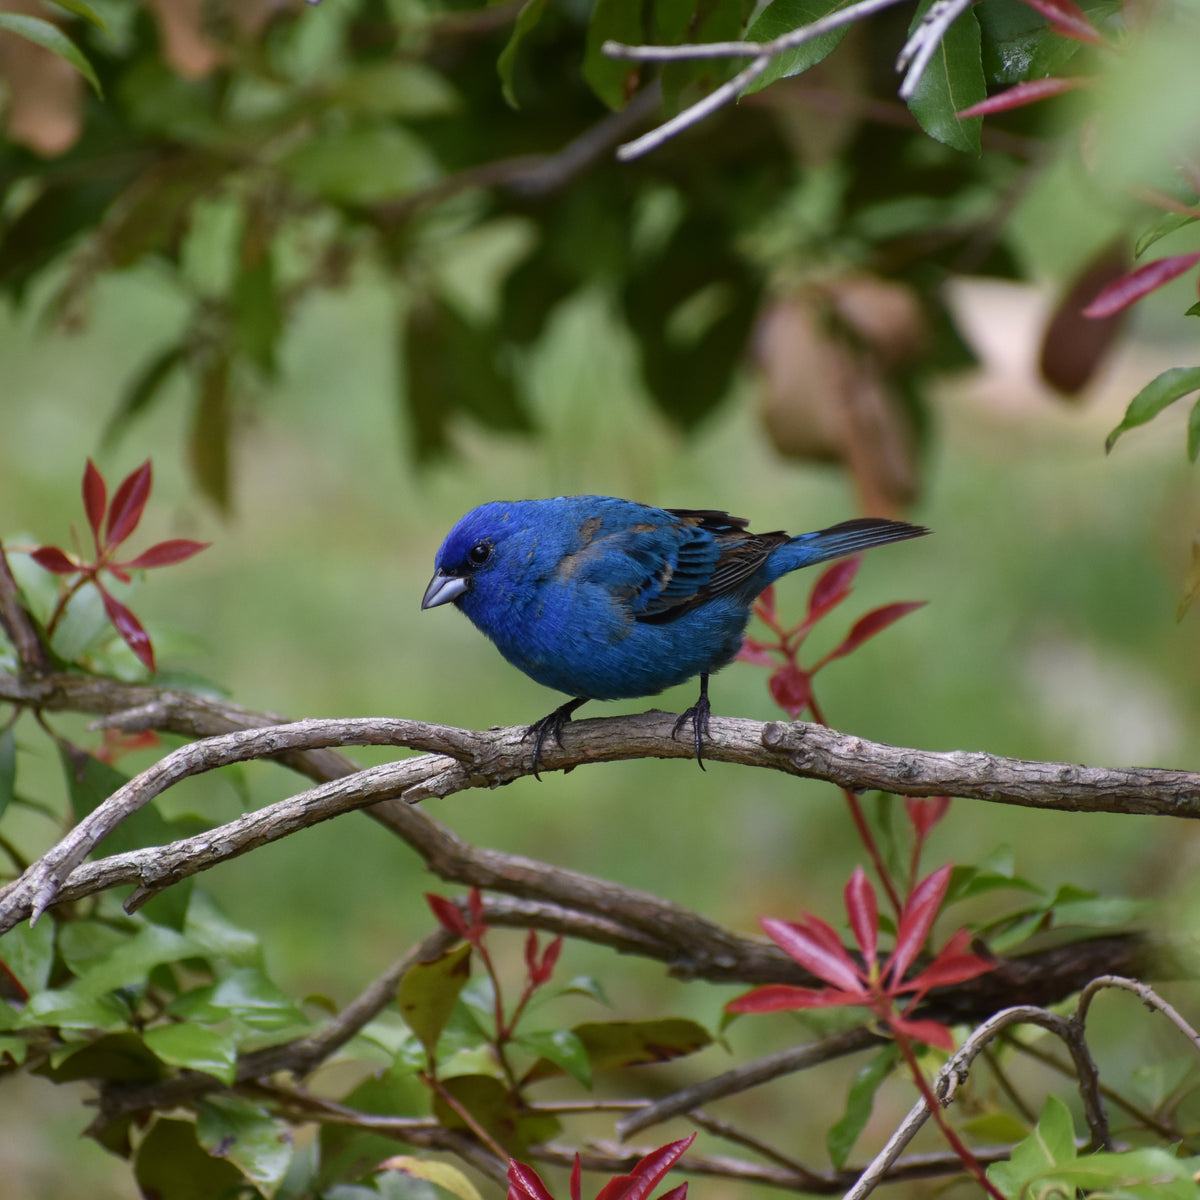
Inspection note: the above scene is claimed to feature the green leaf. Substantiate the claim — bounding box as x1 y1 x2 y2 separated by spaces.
144 1023 239 1084
396 943 473 1060
0 915 55 994
135 1118 246 1200
497 0 552 108
1106 365 1200 452
70 923 201 997
1189 398 1200 461
0 726 16 820
189 353 232 512
43 1031 165 1084
103 343 187 449
22 988 131 1032
281 125 440 204
742 0 854 96
44 0 107 27
334 62 459 117
432 1074 561 1155
905 0 984 154
1135 210 1198 258
517 1029 591 1087
0 1035 28 1065
233 251 282 377
550 974 613 1006
183 891 263 968
378 1156 485 1200
197 1095 294 1197
987 1094 1077 1198
526 1017 711 1082
583 0 643 109
0 13 101 95
167 968 308 1032
827 1045 898 1169
1186 301 1200 317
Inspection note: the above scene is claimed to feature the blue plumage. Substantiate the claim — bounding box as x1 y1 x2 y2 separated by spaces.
423 496 927 774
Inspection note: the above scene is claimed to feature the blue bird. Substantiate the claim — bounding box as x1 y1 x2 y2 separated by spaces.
422 497 927 775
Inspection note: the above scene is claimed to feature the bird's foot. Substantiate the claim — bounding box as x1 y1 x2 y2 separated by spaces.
672 690 712 771
524 698 587 780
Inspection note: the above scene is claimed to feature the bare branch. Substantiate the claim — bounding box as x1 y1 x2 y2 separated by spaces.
0 543 48 673
894 0 975 99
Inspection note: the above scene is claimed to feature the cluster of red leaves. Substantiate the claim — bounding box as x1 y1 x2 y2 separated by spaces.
509 1136 694 1200
727 866 993 1052
736 555 924 720
30 460 208 673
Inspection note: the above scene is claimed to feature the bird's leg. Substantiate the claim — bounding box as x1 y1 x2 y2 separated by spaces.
525 697 588 780
672 673 711 770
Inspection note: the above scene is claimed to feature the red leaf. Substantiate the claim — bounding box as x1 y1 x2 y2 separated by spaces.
768 663 812 718
957 76 1092 118
908 948 995 994
761 916 864 993
468 886 486 926
595 1136 695 1200
539 935 564 983
905 795 951 841
106 565 132 585
755 583 777 622
888 864 953 986
99 586 155 673
570 1154 582 1200
1017 0 1107 44
823 601 926 663
736 638 776 667
104 460 152 549
524 929 540 978
844 868 878 969
726 983 866 1013
656 1184 688 1200
888 1013 955 1052
425 893 469 937
807 556 860 621
1083 252 1200 319
119 539 211 570
508 1160 557 1200
30 546 78 574
82 459 107 547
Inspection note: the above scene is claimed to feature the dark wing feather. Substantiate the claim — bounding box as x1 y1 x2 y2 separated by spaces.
635 510 788 625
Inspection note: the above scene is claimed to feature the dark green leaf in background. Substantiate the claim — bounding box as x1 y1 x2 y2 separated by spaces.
432 1074 561 1154
0 13 101 94
498 0 553 108
827 1045 898 1169
189 353 233 512
103 343 187 449
584 0 644 109
134 1118 247 1200
905 0 985 154
742 0 854 96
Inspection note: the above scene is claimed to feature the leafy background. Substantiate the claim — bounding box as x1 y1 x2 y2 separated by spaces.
2 0 1200 1194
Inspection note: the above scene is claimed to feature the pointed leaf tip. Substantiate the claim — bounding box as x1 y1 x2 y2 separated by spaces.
105 460 153 548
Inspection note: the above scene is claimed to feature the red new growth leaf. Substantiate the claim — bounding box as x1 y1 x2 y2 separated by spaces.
908 929 994 993
760 916 863 993
467 886 486 926
570 1155 582 1200
807 556 860 622
768 663 811 717
538 935 564 984
890 1013 956 1052
845 868 878 969
1083 251 1200 318
889 865 953 985
735 637 775 667
957 76 1093 118
594 1136 696 1200
100 587 155 673
425 892 470 937
121 539 210 569
508 1160 557 1200
823 601 926 663
655 1184 688 1200
1018 0 1107 44
30 546 77 574
906 795 951 840
82 459 107 546
105 460 152 549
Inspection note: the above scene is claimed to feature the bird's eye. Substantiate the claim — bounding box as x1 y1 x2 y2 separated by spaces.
467 541 493 567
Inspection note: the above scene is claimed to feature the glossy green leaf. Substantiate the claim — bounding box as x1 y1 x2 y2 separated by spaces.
167 968 307 1032
905 0 984 153
526 1017 711 1083
22 988 131 1032
584 0 643 109
197 1094 294 1196
43 1031 165 1084
551 974 613 1006
977 0 1083 84
0 915 54 995
144 1023 238 1084
1135 210 1198 258
0 13 101 95
71 923 200 997
379 1156 484 1200
742 0 854 96
135 1118 246 1200
987 1094 1077 1197
1106 365 1200 452
827 1045 898 1169
517 1029 591 1087
183 891 263 968
498 0 552 108
396 943 472 1059
0 727 14 820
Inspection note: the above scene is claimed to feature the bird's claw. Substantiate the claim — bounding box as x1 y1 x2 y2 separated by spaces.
524 698 585 780
672 693 712 771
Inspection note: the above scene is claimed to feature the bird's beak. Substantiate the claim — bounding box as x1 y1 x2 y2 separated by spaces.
422 571 469 610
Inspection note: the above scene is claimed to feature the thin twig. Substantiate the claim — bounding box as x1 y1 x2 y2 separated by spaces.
894 0 975 100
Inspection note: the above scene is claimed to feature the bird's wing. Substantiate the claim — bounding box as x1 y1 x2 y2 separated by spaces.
634 510 788 623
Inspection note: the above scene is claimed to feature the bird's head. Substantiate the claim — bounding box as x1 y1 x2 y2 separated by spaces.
421 502 520 612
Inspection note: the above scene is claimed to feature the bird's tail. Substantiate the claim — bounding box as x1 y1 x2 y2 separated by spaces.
778 518 929 573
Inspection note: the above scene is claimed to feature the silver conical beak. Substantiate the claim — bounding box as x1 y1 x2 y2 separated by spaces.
422 571 469 610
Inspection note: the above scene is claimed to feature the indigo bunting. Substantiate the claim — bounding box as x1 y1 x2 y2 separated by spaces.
423 497 927 775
